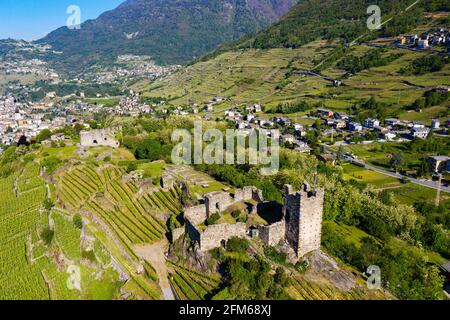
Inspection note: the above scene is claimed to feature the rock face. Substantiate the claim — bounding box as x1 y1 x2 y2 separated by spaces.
38 0 298 74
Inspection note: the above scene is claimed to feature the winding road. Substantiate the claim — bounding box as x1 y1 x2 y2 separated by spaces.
351 159 450 193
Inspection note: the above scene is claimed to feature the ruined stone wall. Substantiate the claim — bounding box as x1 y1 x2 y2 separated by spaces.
298 189 324 257
200 223 247 252
258 221 285 246
80 129 120 148
161 174 175 189
204 191 234 216
234 186 264 203
284 191 301 255
172 227 185 243
184 205 207 226
186 220 201 245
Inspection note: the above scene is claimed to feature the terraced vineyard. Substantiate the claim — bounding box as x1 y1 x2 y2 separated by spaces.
285 276 389 300
168 262 221 300
53 163 186 299
55 164 180 250
0 161 136 300
0 163 50 299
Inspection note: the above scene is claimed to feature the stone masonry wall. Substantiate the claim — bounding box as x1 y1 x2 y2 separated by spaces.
80 129 119 148
298 189 324 257
284 189 301 255
184 204 207 226
200 223 247 252
234 186 264 203
258 221 285 246
283 184 324 257
204 191 234 217
172 227 185 243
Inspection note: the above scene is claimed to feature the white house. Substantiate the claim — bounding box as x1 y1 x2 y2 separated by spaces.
431 119 440 129
410 127 430 139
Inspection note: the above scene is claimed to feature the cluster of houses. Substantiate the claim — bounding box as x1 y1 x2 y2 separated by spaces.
115 93 152 116
312 108 447 142
0 94 79 145
88 55 180 84
397 28 450 49
0 41 59 78
1 58 59 78
223 107 312 153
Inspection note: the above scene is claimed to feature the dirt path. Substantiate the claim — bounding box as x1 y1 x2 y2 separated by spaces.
135 241 175 300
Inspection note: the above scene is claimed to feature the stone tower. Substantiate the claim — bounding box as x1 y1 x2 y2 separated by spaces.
283 183 324 258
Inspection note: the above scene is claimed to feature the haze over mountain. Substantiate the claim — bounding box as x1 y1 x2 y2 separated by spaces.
37 0 298 74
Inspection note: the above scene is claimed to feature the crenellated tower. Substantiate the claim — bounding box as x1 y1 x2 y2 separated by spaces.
283 182 324 257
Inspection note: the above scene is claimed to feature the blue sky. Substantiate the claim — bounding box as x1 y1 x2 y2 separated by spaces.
0 0 125 41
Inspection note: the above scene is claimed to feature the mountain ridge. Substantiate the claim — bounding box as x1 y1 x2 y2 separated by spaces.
37 0 298 74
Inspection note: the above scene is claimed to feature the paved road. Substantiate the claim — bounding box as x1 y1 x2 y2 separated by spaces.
351 160 450 193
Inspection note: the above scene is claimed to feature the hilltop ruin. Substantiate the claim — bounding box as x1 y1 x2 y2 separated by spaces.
182 183 324 259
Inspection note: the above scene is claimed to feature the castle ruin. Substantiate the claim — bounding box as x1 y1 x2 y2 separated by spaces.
183 183 324 259
80 128 120 148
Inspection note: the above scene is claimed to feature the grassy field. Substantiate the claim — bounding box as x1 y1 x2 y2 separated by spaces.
138 161 167 177
388 182 449 207
341 163 401 188
334 142 425 170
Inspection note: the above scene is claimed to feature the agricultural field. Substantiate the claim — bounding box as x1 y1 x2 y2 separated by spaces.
388 182 449 207
135 29 449 125
285 275 389 300
0 161 122 300
134 44 330 108
168 261 221 300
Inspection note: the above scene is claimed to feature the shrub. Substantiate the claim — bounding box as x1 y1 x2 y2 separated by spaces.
237 215 248 223
231 210 241 219
81 250 96 263
295 260 310 273
227 237 249 253
274 267 289 286
43 198 54 211
41 156 62 173
206 213 220 225
73 214 83 229
40 227 54 245
264 246 287 265
126 162 138 173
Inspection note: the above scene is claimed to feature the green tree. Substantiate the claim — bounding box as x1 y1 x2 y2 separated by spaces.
43 198 54 211
35 129 52 143
336 145 345 161
390 152 404 171
40 227 54 245
73 214 83 229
